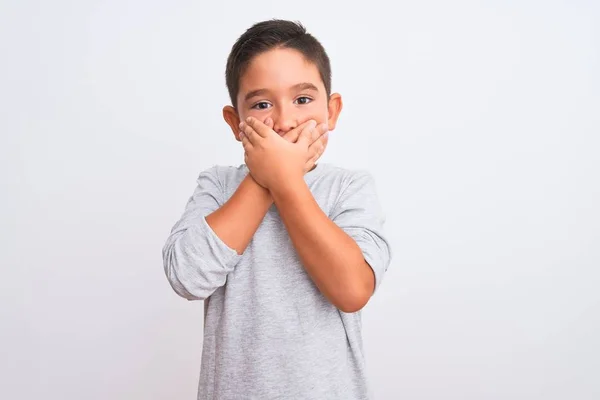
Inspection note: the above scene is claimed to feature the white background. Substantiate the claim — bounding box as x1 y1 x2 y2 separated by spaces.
1 1 599 399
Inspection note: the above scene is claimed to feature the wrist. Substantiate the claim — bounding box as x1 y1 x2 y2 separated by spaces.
270 175 306 200
244 174 273 204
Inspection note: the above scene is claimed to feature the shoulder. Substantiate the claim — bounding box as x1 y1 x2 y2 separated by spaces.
321 164 387 223
196 164 247 200
318 163 379 194
196 164 246 183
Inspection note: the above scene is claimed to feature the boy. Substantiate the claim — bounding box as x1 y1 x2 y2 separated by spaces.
162 19 391 400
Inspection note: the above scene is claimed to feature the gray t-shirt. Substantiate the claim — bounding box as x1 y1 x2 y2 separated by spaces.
163 163 391 400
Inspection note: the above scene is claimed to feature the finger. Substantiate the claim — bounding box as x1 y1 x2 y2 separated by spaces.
239 121 259 144
306 144 324 170
308 131 328 161
311 139 326 161
283 119 314 143
307 153 319 168
246 116 274 138
240 132 252 151
297 120 318 147
265 117 273 129
311 123 329 144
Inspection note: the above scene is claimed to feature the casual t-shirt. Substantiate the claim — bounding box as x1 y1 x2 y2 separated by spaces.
162 162 392 400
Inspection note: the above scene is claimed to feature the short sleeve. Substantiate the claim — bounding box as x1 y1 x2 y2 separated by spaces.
329 170 392 293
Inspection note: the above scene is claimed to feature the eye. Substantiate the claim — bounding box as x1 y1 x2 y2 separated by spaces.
251 101 271 110
294 96 313 105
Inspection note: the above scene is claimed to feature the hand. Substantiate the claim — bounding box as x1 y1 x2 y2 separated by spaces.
239 117 328 189
266 118 329 173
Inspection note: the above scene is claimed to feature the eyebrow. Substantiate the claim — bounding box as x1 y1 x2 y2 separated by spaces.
291 82 319 92
244 82 320 102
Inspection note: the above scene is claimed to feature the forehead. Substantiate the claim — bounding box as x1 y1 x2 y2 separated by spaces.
239 48 324 94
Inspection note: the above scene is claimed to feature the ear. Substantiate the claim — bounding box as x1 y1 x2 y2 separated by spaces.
327 93 343 131
223 105 242 141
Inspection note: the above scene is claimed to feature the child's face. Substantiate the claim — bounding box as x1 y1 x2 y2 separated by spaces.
224 48 342 140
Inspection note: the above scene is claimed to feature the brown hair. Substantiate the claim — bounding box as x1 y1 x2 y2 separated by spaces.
225 19 332 109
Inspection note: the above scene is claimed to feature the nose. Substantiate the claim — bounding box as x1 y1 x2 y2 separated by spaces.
272 105 297 135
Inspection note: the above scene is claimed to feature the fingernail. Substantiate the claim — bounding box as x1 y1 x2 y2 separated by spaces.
246 117 252 123
239 122 244 129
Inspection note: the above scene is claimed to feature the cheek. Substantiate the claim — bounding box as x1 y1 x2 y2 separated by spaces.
303 103 329 124
244 109 260 118
243 109 273 125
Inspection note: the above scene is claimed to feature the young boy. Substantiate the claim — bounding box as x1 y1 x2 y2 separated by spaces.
162 19 391 400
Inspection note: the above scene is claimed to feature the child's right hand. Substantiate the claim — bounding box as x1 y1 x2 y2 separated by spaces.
264 117 329 173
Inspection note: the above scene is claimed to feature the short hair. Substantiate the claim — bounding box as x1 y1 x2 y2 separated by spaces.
225 19 332 109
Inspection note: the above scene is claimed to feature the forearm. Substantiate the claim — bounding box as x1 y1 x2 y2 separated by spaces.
271 179 374 312
206 174 272 254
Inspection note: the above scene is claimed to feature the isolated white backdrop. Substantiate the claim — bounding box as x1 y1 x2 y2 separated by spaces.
1 1 599 399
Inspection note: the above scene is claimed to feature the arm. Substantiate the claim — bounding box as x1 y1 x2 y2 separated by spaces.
206 119 327 254
206 174 272 254
239 117 390 312
270 172 391 313
163 120 325 301
162 168 271 300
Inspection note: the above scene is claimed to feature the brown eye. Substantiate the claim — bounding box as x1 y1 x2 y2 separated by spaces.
294 96 312 105
252 102 271 110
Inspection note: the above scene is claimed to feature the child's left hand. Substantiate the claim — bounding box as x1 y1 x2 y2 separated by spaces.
239 117 327 191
